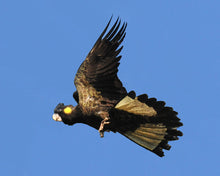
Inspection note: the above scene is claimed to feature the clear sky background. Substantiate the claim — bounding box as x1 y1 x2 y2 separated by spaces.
0 0 219 176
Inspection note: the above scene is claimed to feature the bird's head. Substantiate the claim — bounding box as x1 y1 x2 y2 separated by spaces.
52 103 82 125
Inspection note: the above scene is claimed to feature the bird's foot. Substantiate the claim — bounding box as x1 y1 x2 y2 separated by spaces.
98 117 110 138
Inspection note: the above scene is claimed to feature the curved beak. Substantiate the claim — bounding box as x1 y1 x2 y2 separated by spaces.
52 113 62 122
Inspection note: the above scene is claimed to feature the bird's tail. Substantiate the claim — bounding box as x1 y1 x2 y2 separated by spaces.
110 91 183 157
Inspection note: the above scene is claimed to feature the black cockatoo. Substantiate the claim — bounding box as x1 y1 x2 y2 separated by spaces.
53 17 183 157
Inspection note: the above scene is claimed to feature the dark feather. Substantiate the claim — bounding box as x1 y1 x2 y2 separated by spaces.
127 91 136 99
73 91 79 103
74 17 127 102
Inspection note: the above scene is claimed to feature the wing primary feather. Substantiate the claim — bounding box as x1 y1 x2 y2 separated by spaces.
114 46 123 56
112 22 127 43
92 16 113 48
118 33 126 45
105 19 121 41
104 18 119 40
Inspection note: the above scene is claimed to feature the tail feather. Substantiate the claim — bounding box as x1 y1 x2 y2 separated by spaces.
138 124 167 134
123 132 161 150
112 91 183 157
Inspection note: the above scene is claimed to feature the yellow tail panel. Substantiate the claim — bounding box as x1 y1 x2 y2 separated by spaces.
115 96 157 116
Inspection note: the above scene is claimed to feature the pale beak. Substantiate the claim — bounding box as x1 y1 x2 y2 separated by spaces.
52 113 62 122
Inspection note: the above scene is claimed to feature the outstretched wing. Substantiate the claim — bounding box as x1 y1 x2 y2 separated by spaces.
74 17 127 107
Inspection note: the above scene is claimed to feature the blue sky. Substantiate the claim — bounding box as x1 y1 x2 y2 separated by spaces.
0 0 219 175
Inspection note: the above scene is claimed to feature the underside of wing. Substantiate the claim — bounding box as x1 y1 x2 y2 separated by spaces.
110 91 183 157
74 17 127 102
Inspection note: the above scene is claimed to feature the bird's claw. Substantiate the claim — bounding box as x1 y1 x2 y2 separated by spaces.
98 118 110 138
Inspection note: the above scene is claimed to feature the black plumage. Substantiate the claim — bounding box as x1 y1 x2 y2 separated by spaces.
53 17 183 157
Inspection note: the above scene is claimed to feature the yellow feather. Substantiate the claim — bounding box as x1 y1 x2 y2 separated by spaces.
115 96 157 116
64 107 72 114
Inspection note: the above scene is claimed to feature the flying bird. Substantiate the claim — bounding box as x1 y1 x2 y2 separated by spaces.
52 17 183 157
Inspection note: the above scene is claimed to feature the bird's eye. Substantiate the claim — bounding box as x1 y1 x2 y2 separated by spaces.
63 107 72 114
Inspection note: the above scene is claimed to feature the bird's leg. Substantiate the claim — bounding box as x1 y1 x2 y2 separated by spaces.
98 111 110 138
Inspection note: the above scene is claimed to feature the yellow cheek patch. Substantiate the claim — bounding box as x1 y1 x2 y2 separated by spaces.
63 107 72 114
